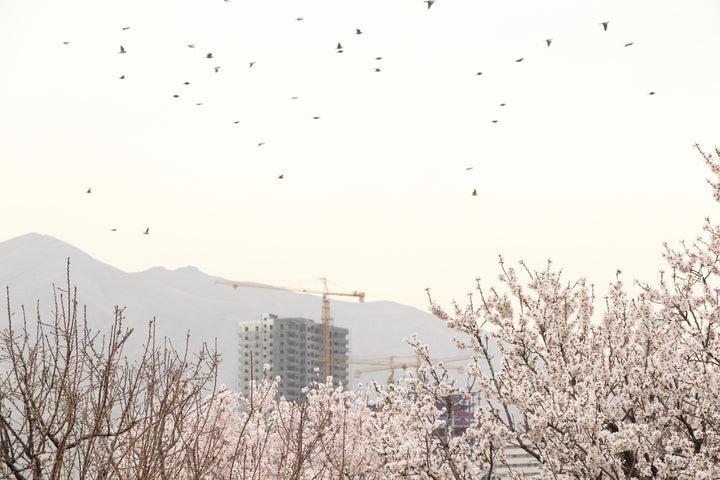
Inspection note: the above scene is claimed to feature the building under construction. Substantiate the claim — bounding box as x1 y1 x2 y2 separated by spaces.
237 313 349 400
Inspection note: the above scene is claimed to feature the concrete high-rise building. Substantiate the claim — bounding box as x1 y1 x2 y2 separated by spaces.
237 313 349 400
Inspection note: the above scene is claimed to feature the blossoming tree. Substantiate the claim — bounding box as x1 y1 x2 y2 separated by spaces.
375 145 720 479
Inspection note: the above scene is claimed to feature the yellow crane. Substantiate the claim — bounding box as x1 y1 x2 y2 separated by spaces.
351 355 472 385
216 277 365 380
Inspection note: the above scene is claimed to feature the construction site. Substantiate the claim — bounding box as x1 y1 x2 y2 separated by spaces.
218 277 470 398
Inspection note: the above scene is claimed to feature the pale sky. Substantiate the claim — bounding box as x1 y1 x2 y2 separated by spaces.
1 0 720 311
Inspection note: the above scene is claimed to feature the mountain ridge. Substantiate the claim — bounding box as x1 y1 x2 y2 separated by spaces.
0 233 462 390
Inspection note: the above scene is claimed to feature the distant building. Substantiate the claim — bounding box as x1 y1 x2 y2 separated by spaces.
493 444 542 478
237 313 349 400
436 393 541 478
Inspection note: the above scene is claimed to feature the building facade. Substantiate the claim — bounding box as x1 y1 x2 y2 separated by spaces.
237 313 349 400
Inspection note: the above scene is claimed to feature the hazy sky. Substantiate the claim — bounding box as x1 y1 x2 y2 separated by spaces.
1 0 720 311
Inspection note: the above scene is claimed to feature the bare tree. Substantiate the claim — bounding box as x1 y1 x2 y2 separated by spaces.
0 261 220 480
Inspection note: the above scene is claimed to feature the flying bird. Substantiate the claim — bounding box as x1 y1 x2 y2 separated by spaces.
62 41 70 45
143 228 149 235
206 52 213 58
600 21 609 31
312 116 320 119
356 28 362 34
187 44 195 48
258 142 265 146
624 42 634 47
425 0 435 9
291 96 299 99
465 167 474 171
233 120 240 124
183 81 190 85
86 188 91 193
296 17 304 21
122 26 130 31
249 62 255 68
649 91 656 95
472 189 477 196
374 67 381 72
119 75 125 79
278 174 284 179
195 102 203 106
476 72 483 75
491 120 498 123
110 228 117 231
214 66 221 72
515 57 524 62
173 94 180 98
119 45 126 54
546 39 552 46
499 103 506 106
375 56 383 60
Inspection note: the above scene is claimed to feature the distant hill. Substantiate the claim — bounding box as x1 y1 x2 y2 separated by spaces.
0 233 468 390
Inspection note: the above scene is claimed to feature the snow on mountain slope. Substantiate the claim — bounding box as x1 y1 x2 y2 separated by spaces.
0 233 469 390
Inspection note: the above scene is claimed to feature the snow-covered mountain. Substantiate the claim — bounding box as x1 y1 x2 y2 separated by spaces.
0 233 465 390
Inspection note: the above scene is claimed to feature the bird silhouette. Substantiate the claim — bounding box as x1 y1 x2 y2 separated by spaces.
258 142 265 146
110 228 117 231
278 174 284 179
233 120 240 124
546 39 552 47
143 228 149 235
62 41 70 45
249 62 255 68
195 102 203 106
624 42 634 47
476 72 483 75
600 21 609 31
119 45 126 54
173 94 180 98
187 44 195 48
86 188 91 194
296 17 304 21
356 28 362 35
425 0 435 9
375 57 383 60
119 75 125 79
466 167 474 171
336 42 342 50
491 120 498 123
649 91 656 95
214 66 221 72
184 81 190 85
374 67 381 72
312 116 320 119
499 103 506 106
291 96 299 99
515 57 524 63
472 189 477 196
206 53 213 58
122 26 130 31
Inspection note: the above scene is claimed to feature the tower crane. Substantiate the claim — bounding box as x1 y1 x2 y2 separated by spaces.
216 277 365 381
351 355 472 385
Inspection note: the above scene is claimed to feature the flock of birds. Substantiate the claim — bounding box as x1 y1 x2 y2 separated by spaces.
61 0 652 235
